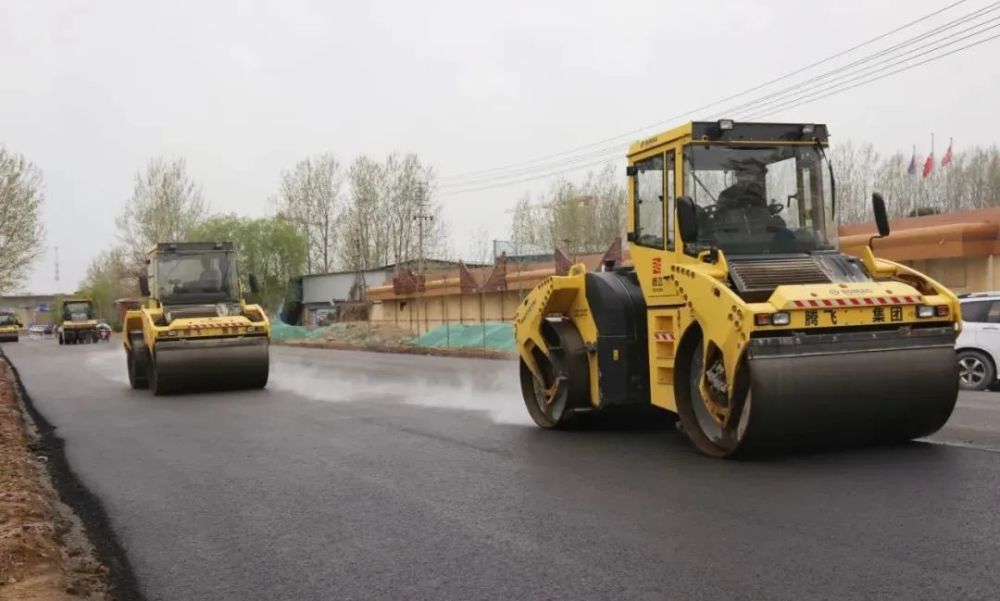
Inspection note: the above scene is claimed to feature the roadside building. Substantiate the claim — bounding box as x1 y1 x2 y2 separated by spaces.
301 260 475 327
0 295 62 328
840 206 1000 294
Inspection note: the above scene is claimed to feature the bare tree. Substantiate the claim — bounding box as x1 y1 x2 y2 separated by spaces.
340 153 445 271
116 157 207 269
0 147 46 293
509 165 626 256
274 154 342 273
468 226 493 265
833 143 1000 222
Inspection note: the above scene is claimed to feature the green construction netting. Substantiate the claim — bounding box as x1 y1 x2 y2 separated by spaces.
270 321 345 341
411 322 514 351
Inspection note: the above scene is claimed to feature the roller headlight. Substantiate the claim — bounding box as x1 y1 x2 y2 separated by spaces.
771 312 791 326
917 305 935 318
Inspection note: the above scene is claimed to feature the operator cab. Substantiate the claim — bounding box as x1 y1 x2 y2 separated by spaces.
144 242 240 307
684 142 835 256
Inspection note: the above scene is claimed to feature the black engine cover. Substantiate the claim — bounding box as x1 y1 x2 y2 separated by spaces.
585 270 650 406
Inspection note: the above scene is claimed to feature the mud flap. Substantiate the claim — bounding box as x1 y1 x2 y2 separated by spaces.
742 326 958 451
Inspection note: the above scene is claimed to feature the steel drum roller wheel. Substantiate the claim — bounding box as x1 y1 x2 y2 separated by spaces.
145 337 269 395
678 326 960 457
127 350 148 390
676 337 752 458
519 319 589 429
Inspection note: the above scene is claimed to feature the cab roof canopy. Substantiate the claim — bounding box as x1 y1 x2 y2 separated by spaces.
628 120 830 156
152 241 235 253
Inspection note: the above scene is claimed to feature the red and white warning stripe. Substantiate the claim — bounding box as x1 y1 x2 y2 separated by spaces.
653 331 674 342
792 295 920 308
185 321 245 330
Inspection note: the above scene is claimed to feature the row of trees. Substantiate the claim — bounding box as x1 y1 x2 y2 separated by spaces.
273 153 446 274
78 153 447 324
509 165 627 258
833 143 1000 223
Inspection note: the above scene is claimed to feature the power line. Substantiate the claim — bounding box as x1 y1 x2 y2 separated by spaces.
441 4 1000 192
439 0 973 184
717 3 1000 120
743 29 1000 121
442 28 1000 195
439 156 621 197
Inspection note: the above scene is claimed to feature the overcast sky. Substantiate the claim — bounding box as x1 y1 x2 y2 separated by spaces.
2 0 998 294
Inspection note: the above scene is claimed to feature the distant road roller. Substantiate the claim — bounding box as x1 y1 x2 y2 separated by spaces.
0 310 21 342
58 297 99 344
514 120 960 457
123 242 270 395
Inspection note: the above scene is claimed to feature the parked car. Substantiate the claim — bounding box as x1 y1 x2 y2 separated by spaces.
27 324 47 335
956 292 1000 390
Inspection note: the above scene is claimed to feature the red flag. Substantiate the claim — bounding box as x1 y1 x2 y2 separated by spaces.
922 153 934 178
942 140 953 167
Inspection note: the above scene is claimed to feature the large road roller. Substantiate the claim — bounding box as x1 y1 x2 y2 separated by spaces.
515 120 961 457
123 242 270 395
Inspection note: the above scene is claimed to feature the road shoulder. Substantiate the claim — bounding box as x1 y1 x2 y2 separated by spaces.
0 350 142 601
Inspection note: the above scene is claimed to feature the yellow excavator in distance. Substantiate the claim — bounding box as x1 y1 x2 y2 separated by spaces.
123 242 270 395
514 120 960 457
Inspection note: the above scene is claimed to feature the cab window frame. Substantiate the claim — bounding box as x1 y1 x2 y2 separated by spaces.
632 150 676 250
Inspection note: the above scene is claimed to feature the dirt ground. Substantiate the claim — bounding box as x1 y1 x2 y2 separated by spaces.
0 360 109 601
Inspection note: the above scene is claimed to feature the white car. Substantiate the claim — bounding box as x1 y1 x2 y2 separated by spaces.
956 292 1000 391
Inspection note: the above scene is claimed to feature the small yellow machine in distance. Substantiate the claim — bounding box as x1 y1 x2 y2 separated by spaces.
515 120 960 457
123 242 270 395
0 310 21 343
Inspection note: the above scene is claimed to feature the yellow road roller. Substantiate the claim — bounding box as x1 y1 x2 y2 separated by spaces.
58 297 99 344
123 242 270 395
0 310 21 342
514 120 961 457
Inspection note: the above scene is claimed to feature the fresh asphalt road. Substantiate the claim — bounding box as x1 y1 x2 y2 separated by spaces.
3 338 1000 601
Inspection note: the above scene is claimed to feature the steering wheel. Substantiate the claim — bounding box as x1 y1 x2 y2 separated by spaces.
768 200 784 215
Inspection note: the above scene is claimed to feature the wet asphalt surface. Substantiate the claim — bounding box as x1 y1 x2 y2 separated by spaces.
3 338 1000 601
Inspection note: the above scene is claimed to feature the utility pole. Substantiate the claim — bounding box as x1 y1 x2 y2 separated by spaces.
54 246 60 284
412 182 433 278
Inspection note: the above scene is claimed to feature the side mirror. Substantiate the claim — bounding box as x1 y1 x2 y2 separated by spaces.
248 274 259 294
869 193 890 250
138 276 150 297
872 193 890 237
676 196 699 243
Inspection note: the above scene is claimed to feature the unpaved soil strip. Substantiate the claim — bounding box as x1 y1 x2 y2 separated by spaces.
0 351 143 601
